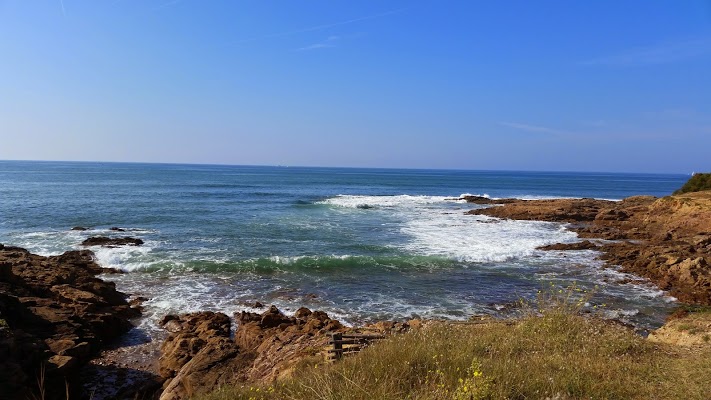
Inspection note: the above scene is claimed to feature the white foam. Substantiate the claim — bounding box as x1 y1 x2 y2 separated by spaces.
459 193 490 199
321 194 579 263
403 214 577 263
318 194 463 209
91 242 157 271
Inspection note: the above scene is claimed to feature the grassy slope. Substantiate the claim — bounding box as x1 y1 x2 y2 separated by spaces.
195 308 711 400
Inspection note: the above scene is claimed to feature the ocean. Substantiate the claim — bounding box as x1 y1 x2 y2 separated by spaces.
0 161 689 333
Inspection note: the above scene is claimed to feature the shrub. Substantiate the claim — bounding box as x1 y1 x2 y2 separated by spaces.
674 173 711 194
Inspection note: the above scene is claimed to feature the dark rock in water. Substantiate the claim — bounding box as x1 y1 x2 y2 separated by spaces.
82 236 144 247
0 246 139 400
252 301 264 308
356 204 374 209
460 195 497 204
537 240 599 251
110 227 126 232
71 226 89 231
460 196 519 204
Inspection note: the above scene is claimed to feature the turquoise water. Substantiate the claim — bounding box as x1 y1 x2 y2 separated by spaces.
0 161 689 331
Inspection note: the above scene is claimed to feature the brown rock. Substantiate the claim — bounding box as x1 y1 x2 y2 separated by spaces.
468 198 615 222
159 312 249 400
294 307 312 319
46 355 78 375
0 246 139 399
466 190 711 305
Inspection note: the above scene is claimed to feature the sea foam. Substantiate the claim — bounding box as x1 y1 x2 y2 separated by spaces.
321 194 578 263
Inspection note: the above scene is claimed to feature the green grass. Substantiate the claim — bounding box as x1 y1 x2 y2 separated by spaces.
194 307 711 400
673 172 711 194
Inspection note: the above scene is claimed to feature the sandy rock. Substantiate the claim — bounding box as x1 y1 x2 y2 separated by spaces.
648 310 711 347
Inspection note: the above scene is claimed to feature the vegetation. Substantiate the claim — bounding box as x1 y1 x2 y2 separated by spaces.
195 294 711 400
674 172 711 194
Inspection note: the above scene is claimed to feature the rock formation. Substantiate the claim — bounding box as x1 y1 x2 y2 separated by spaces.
469 191 711 304
0 245 140 399
81 236 144 247
158 306 361 400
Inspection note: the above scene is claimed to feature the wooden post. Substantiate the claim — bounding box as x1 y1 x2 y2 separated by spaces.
332 332 343 360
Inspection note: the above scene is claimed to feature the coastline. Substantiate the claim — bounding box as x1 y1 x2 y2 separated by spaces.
1 186 709 398
466 191 711 305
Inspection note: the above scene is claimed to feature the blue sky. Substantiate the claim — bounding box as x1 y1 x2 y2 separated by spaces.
1 1 710 173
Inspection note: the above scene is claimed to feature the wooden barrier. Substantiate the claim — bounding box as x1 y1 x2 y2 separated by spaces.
328 333 386 360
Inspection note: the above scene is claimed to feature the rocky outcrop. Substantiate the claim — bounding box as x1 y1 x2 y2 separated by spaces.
81 236 144 247
468 198 617 222
0 245 140 399
158 306 349 400
468 191 711 305
158 312 250 400
460 196 518 204
537 240 599 251
648 309 711 347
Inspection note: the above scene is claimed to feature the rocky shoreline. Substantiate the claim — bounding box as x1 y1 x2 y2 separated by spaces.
0 245 141 399
0 243 414 400
464 191 711 305
2 187 709 399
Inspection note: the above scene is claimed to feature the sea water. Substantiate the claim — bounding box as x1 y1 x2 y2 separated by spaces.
0 161 689 332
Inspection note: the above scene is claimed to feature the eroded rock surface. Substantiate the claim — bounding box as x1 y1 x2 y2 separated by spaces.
469 191 711 304
0 245 140 399
159 305 399 400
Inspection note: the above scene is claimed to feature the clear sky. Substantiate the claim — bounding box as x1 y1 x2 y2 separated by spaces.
1 1 710 173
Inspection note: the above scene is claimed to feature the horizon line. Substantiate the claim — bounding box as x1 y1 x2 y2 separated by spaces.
0 158 694 176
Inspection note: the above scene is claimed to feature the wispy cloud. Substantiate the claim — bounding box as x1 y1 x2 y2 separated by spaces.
295 36 340 51
499 122 568 135
581 37 711 67
232 7 408 45
59 0 66 16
